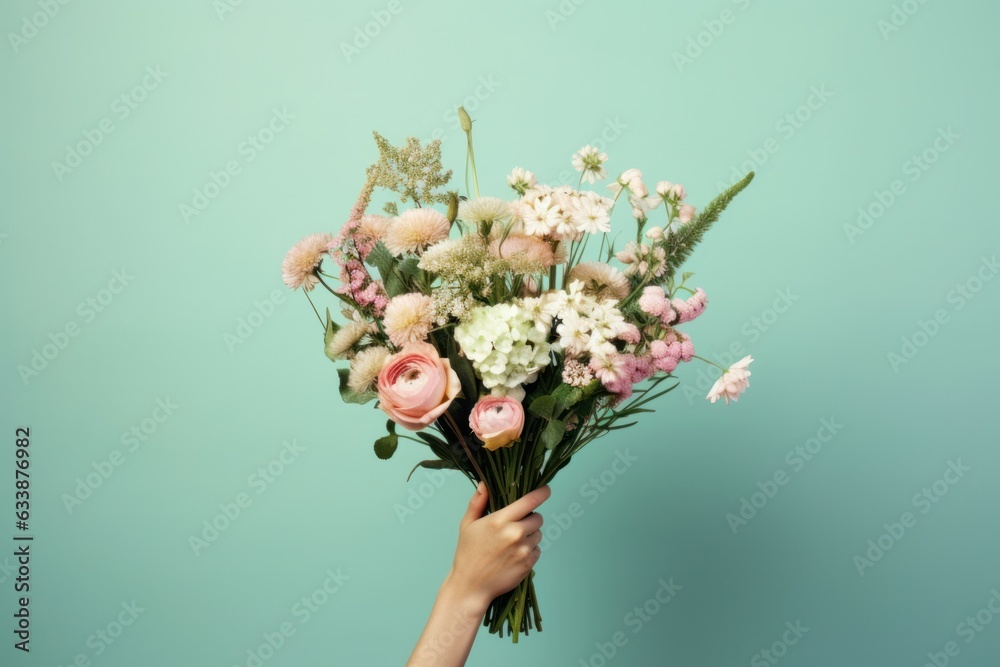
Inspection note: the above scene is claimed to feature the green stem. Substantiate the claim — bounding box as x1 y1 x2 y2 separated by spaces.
692 354 729 372
303 290 325 329
466 135 480 199
443 412 494 512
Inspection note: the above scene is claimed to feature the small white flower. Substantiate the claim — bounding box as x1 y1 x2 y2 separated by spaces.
520 195 561 236
645 226 664 241
629 194 659 221
571 196 612 234
556 310 591 356
506 167 537 194
609 168 647 199
571 145 608 184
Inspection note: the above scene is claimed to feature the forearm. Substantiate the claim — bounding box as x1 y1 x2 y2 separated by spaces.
406 571 489 667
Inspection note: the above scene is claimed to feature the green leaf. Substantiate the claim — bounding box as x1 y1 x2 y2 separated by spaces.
551 384 583 415
366 242 408 297
540 419 566 449
398 257 421 280
337 368 376 405
681 271 695 282
447 337 479 402
323 309 341 363
416 431 446 447
374 434 398 460
415 431 455 461
365 241 395 272
528 395 556 420
386 419 396 435
407 458 458 482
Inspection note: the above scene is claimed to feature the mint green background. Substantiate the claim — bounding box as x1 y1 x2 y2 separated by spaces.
3 1 999 665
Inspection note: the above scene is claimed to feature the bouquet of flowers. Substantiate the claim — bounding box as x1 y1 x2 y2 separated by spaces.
281 108 755 641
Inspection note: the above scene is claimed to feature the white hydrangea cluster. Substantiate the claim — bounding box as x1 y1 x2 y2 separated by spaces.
551 281 631 358
454 302 553 391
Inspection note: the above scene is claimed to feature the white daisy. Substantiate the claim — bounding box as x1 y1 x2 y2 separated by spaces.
520 195 561 236
571 145 608 184
571 196 611 234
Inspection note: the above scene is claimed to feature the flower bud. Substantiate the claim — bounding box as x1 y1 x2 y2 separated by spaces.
457 106 473 133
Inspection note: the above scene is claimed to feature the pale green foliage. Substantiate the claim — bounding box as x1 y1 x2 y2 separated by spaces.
368 132 453 212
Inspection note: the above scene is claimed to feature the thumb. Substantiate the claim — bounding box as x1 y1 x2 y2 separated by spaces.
461 481 488 530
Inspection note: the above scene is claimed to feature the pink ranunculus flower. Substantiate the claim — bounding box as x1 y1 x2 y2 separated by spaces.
377 342 461 431
469 396 525 451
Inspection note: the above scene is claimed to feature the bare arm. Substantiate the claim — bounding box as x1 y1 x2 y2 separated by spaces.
406 482 550 667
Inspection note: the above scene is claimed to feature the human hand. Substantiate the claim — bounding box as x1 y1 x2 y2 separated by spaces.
443 482 550 612
406 482 550 667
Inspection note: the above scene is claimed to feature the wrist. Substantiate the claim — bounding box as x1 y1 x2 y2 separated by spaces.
440 569 490 620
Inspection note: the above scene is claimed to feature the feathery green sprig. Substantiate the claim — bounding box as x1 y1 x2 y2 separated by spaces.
663 171 755 280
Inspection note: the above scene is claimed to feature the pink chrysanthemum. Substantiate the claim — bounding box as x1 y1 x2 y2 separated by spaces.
567 262 630 301
282 233 333 291
650 333 684 373
670 288 708 324
638 286 668 317
384 208 450 256
383 293 434 347
616 323 642 345
679 337 695 361
354 214 391 259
